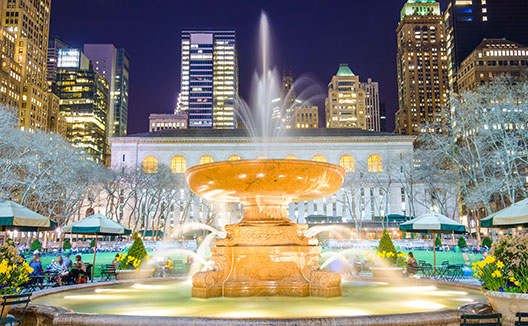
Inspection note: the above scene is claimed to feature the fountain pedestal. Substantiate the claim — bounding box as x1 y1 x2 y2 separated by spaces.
186 160 344 298
192 223 341 298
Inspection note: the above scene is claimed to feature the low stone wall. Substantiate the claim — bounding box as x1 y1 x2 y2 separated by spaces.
10 277 491 326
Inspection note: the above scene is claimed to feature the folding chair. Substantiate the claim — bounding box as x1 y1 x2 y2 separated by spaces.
460 313 502 326
0 293 32 326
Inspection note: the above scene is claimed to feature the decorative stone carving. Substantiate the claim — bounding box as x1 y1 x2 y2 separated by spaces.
186 159 345 298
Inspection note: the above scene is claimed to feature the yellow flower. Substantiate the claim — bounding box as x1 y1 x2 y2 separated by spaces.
515 281 520 286
496 261 504 269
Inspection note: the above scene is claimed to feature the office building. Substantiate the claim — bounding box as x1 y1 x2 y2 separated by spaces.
0 27 21 109
445 0 528 91
149 112 188 132
83 44 129 137
272 72 298 128
359 78 381 132
325 64 366 129
47 36 71 92
395 0 448 135
180 29 238 129
457 39 528 93
294 105 318 129
56 49 109 164
1 0 52 130
379 103 387 132
46 92 66 135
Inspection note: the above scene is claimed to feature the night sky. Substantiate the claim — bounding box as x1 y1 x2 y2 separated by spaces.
50 0 448 134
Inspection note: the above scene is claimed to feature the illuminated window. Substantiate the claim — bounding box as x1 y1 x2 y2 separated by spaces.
257 155 268 160
199 155 214 165
285 154 298 160
142 155 158 174
368 154 383 172
312 154 326 163
339 155 354 172
171 155 186 173
228 154 241 161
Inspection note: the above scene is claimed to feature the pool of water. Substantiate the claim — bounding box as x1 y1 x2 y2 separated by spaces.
35 279 484 318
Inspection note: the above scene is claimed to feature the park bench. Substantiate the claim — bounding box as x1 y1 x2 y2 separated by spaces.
0 293 31 326
460 313 502 326
100 264 116 281
516 312 528 326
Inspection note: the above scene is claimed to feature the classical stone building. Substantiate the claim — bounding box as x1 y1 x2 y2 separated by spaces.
110 128 458 234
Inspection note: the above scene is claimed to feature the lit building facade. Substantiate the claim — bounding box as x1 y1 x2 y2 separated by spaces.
445 0 528 91
149 112 188 132
272 72 298 128
457 39 528 93
325 64 366 129
294 105 318 128
0 27 21 109
83 44 130 137
56 49 109 164
1 0 52 131
180 29 238 129
47 36 71 92
359 78 381 132
109 129 459 231
395 0 448 135
46 92 66 135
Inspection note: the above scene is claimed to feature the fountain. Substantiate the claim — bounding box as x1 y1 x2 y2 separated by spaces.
188 159 344 298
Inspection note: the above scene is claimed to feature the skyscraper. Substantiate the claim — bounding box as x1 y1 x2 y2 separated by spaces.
83 44 129 137
395 0 448 135
457 39 528 93
445 0 528 91
0 27 21 109
56 49 109 164
1 0 52 131
359 78 381 132
47 36 71 92
180 29 238 129
325 64 366 129
294 105 318 129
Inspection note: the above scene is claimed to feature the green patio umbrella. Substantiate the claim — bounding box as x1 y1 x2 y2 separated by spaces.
400 212 466 268
62 213 131 281
0 200 55 241
138 229 164 237
481 198 528 228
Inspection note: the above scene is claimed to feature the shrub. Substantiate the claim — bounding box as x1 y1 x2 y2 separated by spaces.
377 229 397 264
0 239 33 294
115 233 148 270
458 237 467 248
472 235 528 293
30 239 41 252
435 236 442 247
482 236 492 249
63 238 72 250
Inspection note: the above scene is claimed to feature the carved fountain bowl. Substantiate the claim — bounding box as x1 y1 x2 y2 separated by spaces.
185 159 346 206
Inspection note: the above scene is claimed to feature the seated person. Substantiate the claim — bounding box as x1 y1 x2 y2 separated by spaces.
29 255 43 276
49 256 70 286
406 252 419 275
70 255 87 283
64 254 73 269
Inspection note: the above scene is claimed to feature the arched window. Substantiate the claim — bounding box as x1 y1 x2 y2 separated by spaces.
339 155 354 172
285 154 298 160
257 155 268 160
171 155 186 173
228 154 241 161
142 155 158 173
199 155 214 165
312 154 326 163
368 154 383 172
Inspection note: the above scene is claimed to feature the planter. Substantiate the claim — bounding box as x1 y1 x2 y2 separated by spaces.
485 291 528 325
370 267 404 278
115 269 153 280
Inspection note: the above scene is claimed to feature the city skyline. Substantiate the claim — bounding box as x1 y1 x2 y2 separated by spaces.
49 0 454 134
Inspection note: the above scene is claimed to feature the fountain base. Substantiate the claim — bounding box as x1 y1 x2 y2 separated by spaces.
192 223 341 298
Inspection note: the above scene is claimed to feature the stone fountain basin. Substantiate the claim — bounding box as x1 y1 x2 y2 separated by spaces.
186 159 345 205
20 277 489 326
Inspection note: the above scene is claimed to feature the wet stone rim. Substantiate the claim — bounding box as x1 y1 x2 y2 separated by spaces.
12 277 489 326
